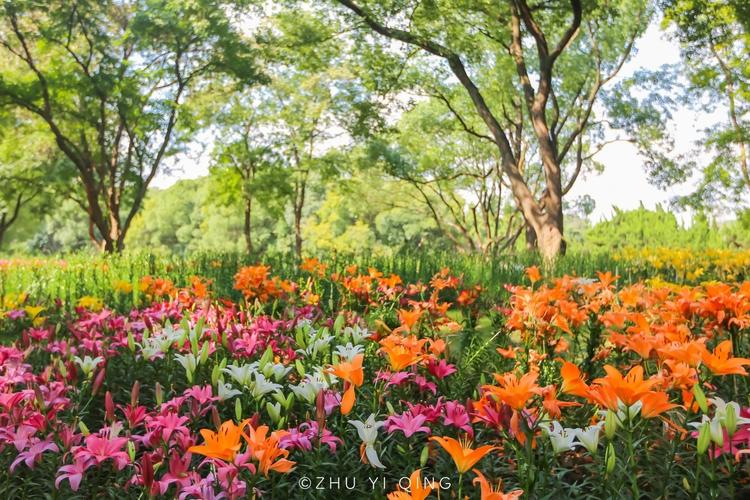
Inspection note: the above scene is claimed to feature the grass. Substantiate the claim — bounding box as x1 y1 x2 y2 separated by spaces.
0 249 739 311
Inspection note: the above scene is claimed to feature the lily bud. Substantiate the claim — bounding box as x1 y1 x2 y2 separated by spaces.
211 406 221 430
266 402 282 423
105 391 115 423
605 410 618 440
724 404 738 437
131 381 140 407
696 422 710 454
235 398 242 422
155 382 163 407
385 401 396 415
91 368 106 396
605 443 616 475
141 452 154 489
693 384 708 414
127 331 136 352
333 313 346 335
127 440 136 462
78 421 90 437
420 445 430 467
315 389 326 430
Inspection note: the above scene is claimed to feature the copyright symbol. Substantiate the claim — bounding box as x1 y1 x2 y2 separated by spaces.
298 476 311 490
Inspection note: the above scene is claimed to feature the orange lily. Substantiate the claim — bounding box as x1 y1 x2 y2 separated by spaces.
387 469 435 500
329 353 364 415
188 420 243 461
593 365 657 406
540 385 580 419
702 340 750 376
430 436 497 474
472 469 524 500
483 372 540 411
525 266 541 284
397 308 423 332
380 344 424 371
243 424 295 476
639 391 680 419
559 361 590 398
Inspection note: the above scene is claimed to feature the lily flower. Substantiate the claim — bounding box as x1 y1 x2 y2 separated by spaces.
387 469 435 500
174 353 198 383
592 365 657 407
188 420 243 461
334 342 365 361
250 373 282 400
217 381 242 401
243 424 296 476
349 414 386 469
542 421 577 454
639 391 679 418
385 411 431 438
430 435 496 474
380 344 424 371
344 325 371 344
73 355 104 378
573 422 604 454
426 358 457 379
472 469 524 499
328 353 364 415
483 372 540 410
223 362 258 388
702 340 750 376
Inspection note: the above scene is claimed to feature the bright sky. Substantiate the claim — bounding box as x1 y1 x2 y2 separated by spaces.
154 20 715 225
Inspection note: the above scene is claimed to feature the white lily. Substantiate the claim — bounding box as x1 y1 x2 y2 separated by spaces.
262 362 293 382
289 380 320 403
349 414 386 469
709 397 750 427
574 422 604 454
73 355 104 377
223 362 258 388
543 421 578 454
334 342 364 361
139 339 163 361
217 381 242 401
174 353 198 383
344 325 371 345
250 373 282 399
689 415 724 446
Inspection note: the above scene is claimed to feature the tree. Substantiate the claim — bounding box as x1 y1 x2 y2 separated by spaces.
206 92 290 254
223 8 370 260
647 0 750 212
369 100 523 256
0 0 262 251
0 110 67 248
326 0 648 259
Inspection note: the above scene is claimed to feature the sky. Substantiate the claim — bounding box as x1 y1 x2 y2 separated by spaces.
153 20 715 225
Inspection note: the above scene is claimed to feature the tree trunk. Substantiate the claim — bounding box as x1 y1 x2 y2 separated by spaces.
294 205 302 262
525 221 537 250
536 217 565 261
244 196 253 254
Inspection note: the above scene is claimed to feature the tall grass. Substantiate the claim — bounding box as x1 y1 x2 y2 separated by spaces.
0 250 648 309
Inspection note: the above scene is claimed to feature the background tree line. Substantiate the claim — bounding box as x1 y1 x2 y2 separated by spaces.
0 0 748 259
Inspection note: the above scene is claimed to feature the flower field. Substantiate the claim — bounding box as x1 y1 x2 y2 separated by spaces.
1 255 749 499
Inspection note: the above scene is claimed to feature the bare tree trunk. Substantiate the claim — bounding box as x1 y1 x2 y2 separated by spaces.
525 221 537 250
293 199 303 262
244 196 253 254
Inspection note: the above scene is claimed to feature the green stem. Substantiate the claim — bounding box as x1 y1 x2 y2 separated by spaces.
625 419 640 499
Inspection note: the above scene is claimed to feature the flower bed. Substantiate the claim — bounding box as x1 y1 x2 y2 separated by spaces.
0 261 748 498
